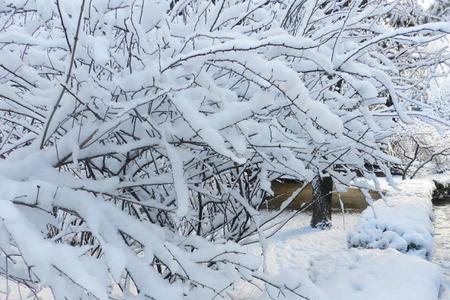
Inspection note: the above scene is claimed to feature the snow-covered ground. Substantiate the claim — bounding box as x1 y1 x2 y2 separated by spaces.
237 211 442 300
348 179 436 258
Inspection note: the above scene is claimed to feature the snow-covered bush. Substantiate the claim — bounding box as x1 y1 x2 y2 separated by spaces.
0 0 448 299
348 180 435 259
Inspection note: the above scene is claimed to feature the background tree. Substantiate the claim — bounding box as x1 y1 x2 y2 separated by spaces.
389 120 450 179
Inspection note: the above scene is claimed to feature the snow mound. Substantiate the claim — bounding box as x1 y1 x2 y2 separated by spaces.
348 179 435 258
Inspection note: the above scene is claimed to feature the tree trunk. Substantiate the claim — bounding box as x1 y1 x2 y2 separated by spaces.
311 175 333 229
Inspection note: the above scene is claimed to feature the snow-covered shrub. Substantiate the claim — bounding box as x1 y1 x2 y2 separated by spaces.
0 0 448 299
348 180 435 259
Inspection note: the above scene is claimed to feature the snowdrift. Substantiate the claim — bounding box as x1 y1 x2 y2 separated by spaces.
348 180 435 258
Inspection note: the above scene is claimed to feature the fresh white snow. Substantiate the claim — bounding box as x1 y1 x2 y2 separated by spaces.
348 179 436 258
236 204 443 300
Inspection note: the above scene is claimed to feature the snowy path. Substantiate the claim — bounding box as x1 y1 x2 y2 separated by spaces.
434 204 450 299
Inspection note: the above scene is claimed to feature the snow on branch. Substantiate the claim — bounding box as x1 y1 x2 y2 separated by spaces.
0 0 448 299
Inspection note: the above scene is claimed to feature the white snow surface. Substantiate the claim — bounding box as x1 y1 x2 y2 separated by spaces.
235 211 442 300
348 179 436 258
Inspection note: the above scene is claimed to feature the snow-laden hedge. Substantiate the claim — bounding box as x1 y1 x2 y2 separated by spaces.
348 180 435 259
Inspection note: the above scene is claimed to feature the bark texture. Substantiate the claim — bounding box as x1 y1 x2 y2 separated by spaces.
311 176 333 229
